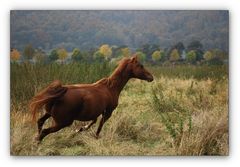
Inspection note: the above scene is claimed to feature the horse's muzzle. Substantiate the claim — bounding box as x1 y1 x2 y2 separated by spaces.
147 75 154 82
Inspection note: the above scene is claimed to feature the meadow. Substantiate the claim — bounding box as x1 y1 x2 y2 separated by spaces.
10 63 228 156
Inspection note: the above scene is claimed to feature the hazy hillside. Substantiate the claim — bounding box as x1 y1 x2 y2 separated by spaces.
10 10 229 52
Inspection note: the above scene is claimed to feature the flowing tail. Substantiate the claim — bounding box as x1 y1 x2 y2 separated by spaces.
29 80 68 122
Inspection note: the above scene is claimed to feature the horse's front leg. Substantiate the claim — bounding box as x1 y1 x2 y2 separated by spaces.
95 110 112 138
77 119 97 132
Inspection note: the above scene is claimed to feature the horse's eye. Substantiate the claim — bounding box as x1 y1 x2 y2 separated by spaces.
140 64 143 68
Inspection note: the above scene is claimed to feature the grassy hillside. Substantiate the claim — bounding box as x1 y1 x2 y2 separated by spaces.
11 11 228 51
10 63 228 155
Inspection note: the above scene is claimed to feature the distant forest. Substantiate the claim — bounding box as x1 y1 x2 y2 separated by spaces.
10 10 229 52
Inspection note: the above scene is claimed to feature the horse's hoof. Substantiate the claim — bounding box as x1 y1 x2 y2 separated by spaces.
95 134 100 139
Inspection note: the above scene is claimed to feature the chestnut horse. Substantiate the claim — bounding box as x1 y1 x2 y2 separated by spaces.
30 56 153 142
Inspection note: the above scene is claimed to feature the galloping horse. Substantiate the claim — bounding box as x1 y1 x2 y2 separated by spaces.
30 56 154 142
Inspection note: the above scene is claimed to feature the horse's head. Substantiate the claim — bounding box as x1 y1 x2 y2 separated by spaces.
128 55 154 82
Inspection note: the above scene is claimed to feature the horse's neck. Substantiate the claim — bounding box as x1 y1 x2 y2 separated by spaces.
108 73 129 97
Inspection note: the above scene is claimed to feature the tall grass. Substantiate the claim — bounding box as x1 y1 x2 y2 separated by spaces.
11 62 114 103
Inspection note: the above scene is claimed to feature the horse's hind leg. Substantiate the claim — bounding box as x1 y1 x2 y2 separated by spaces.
36 116 73 142
37 113 51 134
37 102 53 134
77 119 97 132
36 124 66 142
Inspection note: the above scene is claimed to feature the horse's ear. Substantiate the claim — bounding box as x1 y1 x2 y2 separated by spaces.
130 55 138 63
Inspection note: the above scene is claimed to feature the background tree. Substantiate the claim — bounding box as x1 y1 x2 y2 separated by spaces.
23 44 35 60
187 40 204 61
112 45 125 58
49 49 59 62
211 49 227 60
121 47 131 57
169 49 180 62
160 50 165 60
135 51 146 62
93 51 105 62
57 48 68 61
219 50 228 60
206 49 224 65
71 48 82 62
186 50 197 63
139 44 160 60
10 48 21 61
139 44 150 55
203 51 214 61
99 44 112 60
152 50 162 62
172 42 185 55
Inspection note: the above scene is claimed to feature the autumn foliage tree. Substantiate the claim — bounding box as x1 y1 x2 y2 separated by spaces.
203 49 224 65
203 51 213 61
152 50 164 62
10 49 21 61
169 49 180 62
152 51 160 62
57 48 68 61
99 44 112 60
120 47 131 57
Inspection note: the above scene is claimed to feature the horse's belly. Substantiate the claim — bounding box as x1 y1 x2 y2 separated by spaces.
75 97 107 121
66 87 110 121
75 113 101 121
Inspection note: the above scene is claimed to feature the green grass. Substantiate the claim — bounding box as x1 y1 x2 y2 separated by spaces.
10 63 228 156
148 64 228 80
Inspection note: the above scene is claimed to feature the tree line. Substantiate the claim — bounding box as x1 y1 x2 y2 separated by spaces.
10 40 228 65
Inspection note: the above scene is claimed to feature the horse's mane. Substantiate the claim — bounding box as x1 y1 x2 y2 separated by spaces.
110 58 130 79
96 58 130 88
95 78 110 86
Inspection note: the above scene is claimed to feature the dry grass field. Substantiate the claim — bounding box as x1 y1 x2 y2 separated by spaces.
10 63 228 156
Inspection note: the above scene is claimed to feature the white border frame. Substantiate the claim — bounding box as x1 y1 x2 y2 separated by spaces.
1 0 239 166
